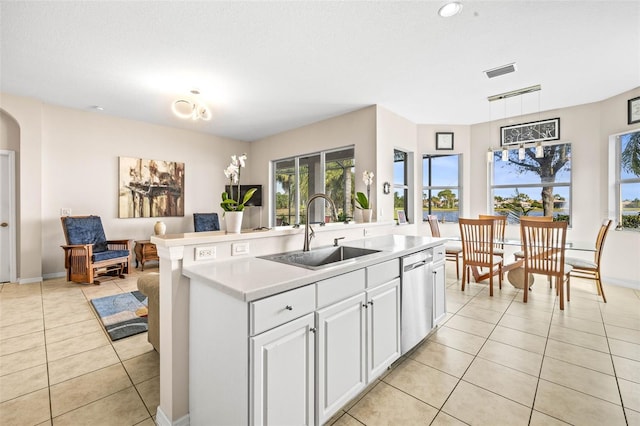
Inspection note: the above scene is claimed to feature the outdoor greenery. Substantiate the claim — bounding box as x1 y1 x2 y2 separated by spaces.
274 155 354 225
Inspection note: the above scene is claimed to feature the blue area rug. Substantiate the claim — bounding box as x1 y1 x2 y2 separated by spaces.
90 291 148 341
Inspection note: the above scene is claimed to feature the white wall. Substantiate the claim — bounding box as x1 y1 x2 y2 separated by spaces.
1 93 250 279
465 89 640 286
376 106 418 228
250 106 378 227
2 87 639 286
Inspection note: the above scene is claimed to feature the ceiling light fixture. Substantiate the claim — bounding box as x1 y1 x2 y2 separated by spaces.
172 89 212 121
535 142 544 158
518 144 526 160
487 84 541 102
501 148 509 162
438 2 463 17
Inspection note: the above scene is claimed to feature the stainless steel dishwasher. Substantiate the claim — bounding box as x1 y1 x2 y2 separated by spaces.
401 249 433 354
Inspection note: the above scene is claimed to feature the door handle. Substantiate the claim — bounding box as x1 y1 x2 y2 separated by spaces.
0 222 7 227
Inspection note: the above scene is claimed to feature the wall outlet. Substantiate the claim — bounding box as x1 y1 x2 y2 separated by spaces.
232 242 250 256
60 208 72 216
195 246 216 261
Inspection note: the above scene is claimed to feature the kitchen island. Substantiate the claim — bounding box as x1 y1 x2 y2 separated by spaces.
182 234 446 425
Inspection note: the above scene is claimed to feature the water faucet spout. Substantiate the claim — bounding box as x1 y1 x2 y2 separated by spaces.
303 193 338 252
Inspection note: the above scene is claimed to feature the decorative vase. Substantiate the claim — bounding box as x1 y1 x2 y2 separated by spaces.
225 211 243 234
153 221 166 236
362 208 373 223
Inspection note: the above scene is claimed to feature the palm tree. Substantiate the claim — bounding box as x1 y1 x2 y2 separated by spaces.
621 131 640 176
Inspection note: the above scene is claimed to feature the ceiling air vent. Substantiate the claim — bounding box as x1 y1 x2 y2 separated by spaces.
484 63 517 79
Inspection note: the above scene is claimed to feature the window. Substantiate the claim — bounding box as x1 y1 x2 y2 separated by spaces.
394 149 408 220
490 143 572 224
423 154 461 223
617 131 640 230
273 147 354 226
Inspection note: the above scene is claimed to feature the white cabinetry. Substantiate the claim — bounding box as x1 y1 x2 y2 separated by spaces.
316 261 400 425
432 245 447 326
316 293 367 423
366 278 401 381
251 313 315 426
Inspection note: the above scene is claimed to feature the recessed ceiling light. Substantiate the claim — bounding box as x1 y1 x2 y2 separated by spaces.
438 2 463 17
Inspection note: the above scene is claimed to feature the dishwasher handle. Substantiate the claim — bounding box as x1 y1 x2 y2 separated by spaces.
404 260 427 272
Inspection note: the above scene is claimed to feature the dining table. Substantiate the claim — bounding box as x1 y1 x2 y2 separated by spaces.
447 237 597 283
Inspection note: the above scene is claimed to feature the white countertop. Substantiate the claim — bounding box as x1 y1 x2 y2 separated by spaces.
182 234 446 301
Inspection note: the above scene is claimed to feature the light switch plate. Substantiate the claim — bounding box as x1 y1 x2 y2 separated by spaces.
232 242 250 256
60 208 72 216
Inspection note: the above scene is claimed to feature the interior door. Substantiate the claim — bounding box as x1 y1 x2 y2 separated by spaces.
0 150 16 283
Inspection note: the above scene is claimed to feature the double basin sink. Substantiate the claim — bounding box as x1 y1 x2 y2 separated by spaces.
259 245 381 270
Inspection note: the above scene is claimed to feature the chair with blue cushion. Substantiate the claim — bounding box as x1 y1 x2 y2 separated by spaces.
60 215 131 284
193 213 220 232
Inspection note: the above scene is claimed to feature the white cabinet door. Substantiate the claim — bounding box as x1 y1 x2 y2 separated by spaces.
433 261 447 325
316 293 366 424
366 278 401 381
251 313 315 426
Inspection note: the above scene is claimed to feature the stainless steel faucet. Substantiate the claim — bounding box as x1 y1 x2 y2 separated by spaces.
303 193 338 251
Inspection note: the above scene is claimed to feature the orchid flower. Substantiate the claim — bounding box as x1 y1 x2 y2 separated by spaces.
221 154 256 213
362 171 374 186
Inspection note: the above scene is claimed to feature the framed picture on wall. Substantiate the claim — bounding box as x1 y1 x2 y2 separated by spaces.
397 210 407 225
628 96 640 124
436 132 454 150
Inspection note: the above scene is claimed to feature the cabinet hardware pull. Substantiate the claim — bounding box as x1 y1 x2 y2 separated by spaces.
368 301 374 306
285 305 293 311
362 304 368 308
310 327 316 333
0 222 7 227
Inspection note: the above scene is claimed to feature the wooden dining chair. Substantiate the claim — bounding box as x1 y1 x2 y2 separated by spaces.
520 220 572 310
513 216 553 261
426 215 462 279
478 214 507 261
564 219 612 303
458 218 503 296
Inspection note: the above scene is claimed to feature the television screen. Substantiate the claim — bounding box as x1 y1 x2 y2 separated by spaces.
225 184 262 207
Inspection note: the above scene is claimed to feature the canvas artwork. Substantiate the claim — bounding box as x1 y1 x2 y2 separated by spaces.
119 156 184 218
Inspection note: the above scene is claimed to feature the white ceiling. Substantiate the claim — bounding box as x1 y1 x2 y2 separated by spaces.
1 1 639 142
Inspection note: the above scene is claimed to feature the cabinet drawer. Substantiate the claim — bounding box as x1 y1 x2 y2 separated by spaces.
366 259 400 289
250 285 316 336
433 244 446 263
317 269 366 308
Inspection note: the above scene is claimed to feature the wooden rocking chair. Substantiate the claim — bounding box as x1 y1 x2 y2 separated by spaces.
60 215 131 284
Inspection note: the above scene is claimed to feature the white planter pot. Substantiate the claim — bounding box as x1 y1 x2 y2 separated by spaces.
225 211 243 234
361 208 373 223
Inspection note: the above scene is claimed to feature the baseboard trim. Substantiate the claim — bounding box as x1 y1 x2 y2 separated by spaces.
18 276 43 284
603 276 640 290
43 271 66 280
155 407 190 426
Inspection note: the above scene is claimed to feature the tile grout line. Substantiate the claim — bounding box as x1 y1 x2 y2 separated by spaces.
599 299 630 426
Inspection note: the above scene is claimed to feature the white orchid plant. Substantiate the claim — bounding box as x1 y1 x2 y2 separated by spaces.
221 153 257 212
355 170 374 210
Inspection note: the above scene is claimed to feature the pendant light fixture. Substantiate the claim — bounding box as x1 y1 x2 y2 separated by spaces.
487 148 494 163
501 148 509 161
535 142 544 158
518 144 526 160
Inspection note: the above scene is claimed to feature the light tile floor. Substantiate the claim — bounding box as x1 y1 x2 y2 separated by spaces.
327 269 640 426
1 265 639 425
0 268 159 426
